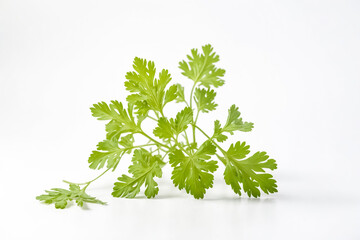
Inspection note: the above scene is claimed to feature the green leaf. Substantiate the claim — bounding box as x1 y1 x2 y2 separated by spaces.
194 140 217 160
112 149 164 198
223 105 254 133
125 57 173 112
179 44 225 88
227 141 250 159
90 101 113 120
105 120 122 140
223 142 277 197
194 88 218 113
213 105 254 142
36 184 106 209
213 120 228 142
164 84 178 106
169 141 218 199
91 101 141 137
88 137 124 170
134 100 151 117
153 117 174 140
175 84 186 103
171 107 193 135
153 107 193 140
119 134 134 151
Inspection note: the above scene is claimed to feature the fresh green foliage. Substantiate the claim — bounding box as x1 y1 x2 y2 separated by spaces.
36 184 106 209
112 149 165 198
223 142 277 197
179 44 225 88
169 141 218 199
37 44 277 209
194 88 218 113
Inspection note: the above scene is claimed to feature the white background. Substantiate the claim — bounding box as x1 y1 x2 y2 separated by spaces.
1 0 359 239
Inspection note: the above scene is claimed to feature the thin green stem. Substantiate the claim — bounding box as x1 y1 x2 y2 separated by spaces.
194 110 200 126
215 153 227 165
184 100 190 108
147 115 157 122
130 143 157 149
140 131 170 149
189 83 197 144
193 124 227 155
160 109 165 118
189 83 196 110
183 130 194 154
161 152 169 162
154 111 160 119
63 168 111 187
171 134 192 156
149 147 160 154
183 131 190 145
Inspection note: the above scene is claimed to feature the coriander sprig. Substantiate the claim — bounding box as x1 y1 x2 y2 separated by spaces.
37 44 277 209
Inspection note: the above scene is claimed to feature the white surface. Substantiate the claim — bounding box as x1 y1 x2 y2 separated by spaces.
1 0 360 239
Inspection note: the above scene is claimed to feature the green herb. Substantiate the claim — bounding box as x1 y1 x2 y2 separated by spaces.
36 44 277 209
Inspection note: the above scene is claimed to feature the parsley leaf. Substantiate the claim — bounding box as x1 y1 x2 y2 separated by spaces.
179 44 225 88
175 84 186 103
172 107 193 134
223 141 277 197
112 149 165 198
125 57 176 112
169 141 218 199
36 184 106 209
91 100 141 137
88 137 123 170
88 134 135 170
194 88 218 113
213 104 254 142
153 117 174 140
153 107 193 139
37 44 278 209
164 84 178 105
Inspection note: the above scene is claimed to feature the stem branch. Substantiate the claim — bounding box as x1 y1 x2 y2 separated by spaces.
63 168 111 187
140 131 170 149
193 124 227 155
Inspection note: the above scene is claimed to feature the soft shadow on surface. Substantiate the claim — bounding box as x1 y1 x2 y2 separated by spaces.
154 193 193 199
278 192 360 206
133 195 147 199
65 201 74 209
80 202 91 210
203 196 277 203
37 199 99 210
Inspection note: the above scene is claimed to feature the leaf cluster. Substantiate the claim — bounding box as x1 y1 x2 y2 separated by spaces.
37 44 277 209
36 184 105 209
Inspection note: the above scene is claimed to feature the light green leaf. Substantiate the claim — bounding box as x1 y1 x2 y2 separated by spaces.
112 149 164 198
223 104 254 133
124 57 173 112
179 44 225 88
194 88 218 113
175 84 186 103
169 141 218 199
223 142 277 197
119 134 134 149
153 117 174 140
153 107 193 140
213 105 254 142
36 184 106 209
213 120 228 142
88 138 124 170
91 101 141 137
164 84 178 106
171 107 193 134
